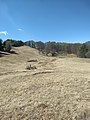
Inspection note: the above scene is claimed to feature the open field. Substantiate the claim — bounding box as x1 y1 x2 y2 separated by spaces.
0 46 90 120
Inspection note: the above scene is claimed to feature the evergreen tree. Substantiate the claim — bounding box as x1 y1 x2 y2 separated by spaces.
4 41 12 52
79 44 88 58
0 39 3 51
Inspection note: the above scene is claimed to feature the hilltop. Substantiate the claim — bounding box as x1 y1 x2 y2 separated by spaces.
0 46 90 120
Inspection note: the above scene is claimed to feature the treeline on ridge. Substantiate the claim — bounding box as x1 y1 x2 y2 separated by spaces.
0 39 24 53
0 38 90 58
25 40 90 58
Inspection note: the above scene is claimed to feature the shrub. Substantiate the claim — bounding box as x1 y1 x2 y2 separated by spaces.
26 64 37 70
78 44 88 58
0 39 3 51
85 51 90 58
4 41 11 52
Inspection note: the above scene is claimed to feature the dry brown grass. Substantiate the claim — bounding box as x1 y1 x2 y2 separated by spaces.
0 46 90 120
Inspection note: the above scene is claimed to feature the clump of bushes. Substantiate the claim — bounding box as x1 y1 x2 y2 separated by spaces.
26 64 37 70
0 38 24 54
78 44 90 58
85 51 90 58
3 41 12 52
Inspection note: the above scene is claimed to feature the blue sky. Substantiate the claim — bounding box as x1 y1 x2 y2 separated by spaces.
0 0 90 43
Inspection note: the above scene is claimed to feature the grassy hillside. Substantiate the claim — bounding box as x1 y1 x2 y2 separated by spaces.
0 46 90 120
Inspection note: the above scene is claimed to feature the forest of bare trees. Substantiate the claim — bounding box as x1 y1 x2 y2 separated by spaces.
0 39 90 58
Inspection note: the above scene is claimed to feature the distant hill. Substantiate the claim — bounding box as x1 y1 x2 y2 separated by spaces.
85 41 90 45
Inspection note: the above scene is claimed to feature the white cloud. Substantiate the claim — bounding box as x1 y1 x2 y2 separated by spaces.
0 31 8 36
18 28 23 31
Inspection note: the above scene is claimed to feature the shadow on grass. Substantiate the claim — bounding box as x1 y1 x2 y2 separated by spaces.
0 50 18 57
9 51 18 54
